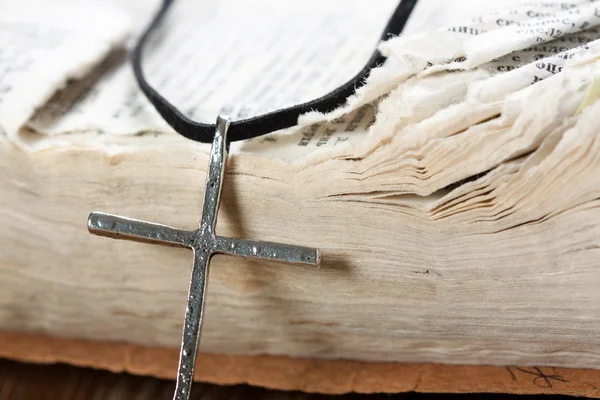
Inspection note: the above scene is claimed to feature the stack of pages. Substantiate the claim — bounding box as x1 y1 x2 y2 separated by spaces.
1 0 600 374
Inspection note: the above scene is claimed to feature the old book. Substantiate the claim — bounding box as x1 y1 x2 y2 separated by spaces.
1 0 600 394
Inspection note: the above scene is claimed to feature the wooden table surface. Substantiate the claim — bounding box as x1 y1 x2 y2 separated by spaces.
0 358 580 400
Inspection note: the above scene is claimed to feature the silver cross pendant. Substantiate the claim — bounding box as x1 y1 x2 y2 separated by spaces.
87 115 321 400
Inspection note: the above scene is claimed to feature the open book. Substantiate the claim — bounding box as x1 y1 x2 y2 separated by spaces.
1 0 600 383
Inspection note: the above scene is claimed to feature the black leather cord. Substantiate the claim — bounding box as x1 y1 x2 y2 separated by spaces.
132 0 418 143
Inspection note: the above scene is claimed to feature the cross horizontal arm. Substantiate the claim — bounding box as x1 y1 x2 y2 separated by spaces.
88 212 193 248
215 236 320 268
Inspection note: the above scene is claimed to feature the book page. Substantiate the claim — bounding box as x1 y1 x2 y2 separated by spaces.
30 0 399 135
0 0 130 138
14 0 600 163
416 0 600 71
244 1 600 160
31 0 530 139
24 0 528 158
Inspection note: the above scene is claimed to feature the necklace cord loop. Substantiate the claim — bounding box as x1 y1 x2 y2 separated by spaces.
131 0 419 143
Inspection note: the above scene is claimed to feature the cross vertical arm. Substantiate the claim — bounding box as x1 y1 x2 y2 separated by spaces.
198 116 230 235
173 250 210 400
173 115 230 399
